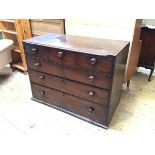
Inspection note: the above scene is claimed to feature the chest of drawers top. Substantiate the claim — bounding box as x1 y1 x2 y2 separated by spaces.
23 33 129 57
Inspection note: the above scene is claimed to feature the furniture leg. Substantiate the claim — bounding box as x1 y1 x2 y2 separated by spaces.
148 68 154 81
127 80 130 87
9 63 15 72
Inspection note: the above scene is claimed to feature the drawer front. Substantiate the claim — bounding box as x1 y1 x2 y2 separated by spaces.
47 48 76 67
78 53 114 74
24 45 47 61
47 48 114 75
29 70 109 106
31 83 107 124
27 59 112 90
25 45 114 74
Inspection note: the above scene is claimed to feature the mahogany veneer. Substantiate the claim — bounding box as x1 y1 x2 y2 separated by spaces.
23 33 129 128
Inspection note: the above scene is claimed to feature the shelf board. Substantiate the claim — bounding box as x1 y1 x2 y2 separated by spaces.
0 29 17 35
12 63 26 71
0 19 15 23
11 46 21 53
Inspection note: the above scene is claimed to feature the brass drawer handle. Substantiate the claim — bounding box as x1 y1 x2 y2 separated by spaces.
39 75 45 80
40 91 45 95
88 75 95 80
58 51 64 58
34 62 41 66
90 58 96 65
89 91 95 96
31 48 37 54
88 107 94 113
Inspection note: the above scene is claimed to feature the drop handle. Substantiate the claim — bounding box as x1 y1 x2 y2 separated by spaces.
58 51 64 58
88 75 95 80
90 58 96 65
39 75 45 80
88 107 94 113
34 62 41 66
40 91 45 95
89 91 95 96
31 48 37 54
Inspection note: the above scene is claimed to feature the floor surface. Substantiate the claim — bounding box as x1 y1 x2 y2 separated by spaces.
0 68 155 155
0 67 155 137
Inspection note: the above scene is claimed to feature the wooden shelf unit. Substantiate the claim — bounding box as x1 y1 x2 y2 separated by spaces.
0 19 32 72
0 29 17 35
30 19 65 37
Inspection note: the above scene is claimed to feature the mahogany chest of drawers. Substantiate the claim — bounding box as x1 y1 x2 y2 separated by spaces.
23 33 129 129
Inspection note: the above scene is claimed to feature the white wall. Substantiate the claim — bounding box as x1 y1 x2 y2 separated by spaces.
65 19 136 41
143 19 155 25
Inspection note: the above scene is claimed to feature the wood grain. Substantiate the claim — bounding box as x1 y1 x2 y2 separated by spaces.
124 19 143 84
23 33 129 128
30 19 65 36
29 69 109 106
31 83 107 124
23 33 129 56
27 58 112 90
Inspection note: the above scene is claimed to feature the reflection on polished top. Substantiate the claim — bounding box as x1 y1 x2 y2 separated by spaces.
24 33 130 56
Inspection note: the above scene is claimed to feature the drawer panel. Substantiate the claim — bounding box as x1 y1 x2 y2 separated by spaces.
29 70 109 106
47 48 76 67
24 45 47 61
31 83 107 124
27 59 112 90
78 53 114 74
25 45 114 74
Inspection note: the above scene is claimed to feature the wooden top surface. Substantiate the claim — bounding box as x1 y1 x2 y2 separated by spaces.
23 33 129 56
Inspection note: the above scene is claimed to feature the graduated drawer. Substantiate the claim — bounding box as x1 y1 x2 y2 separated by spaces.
31 83 107 124
25 45 114 74
47 47 76 67
27 59 112 90
24 44 47 61
77 53 114 74
47 47 114 74
29 70 109 106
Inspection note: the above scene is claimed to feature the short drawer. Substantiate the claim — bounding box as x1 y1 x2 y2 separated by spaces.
78 53 114 74
29 70 109 106
47 47 76 67
27 59 112 90
24 44 47 61
31 83 107 124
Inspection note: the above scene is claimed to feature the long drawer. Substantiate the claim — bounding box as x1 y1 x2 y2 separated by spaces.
29 69 109 106
27 58 112 90
31 83 107 124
